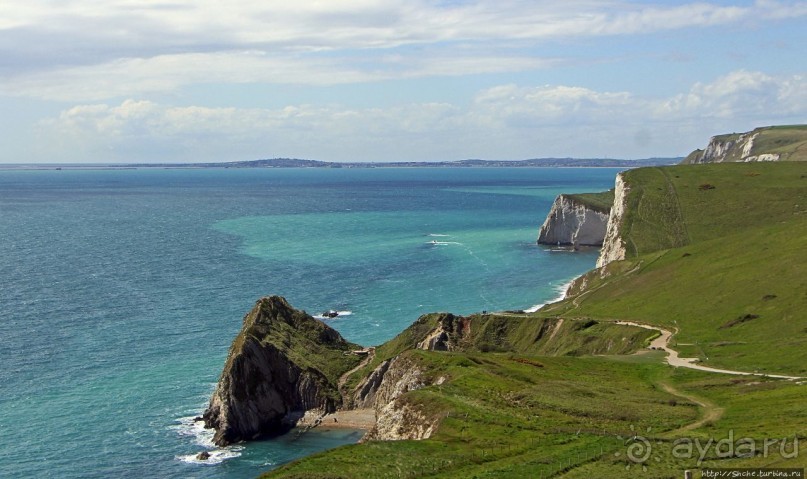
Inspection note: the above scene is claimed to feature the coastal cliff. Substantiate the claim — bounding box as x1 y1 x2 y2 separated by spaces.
682 125 807 164
356 354 444 441
537 192 613 247
596 174 629 268
350 314 467 440
203 296 361 446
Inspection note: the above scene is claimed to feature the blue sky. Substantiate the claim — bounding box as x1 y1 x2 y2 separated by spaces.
0 0 805 163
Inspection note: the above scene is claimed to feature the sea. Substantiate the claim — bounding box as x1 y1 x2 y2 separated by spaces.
0 166 621 478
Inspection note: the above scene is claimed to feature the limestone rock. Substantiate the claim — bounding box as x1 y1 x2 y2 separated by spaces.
415 313 471 351
537 195 609 247
358 354 441 441
597 173 630 268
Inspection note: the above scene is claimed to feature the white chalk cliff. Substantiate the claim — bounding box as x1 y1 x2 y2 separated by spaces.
596 174 629 268
684 130 782 164
537 195 609 247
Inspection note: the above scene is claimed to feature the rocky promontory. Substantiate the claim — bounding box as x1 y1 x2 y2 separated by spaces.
203 296 362 446
537 191 613 247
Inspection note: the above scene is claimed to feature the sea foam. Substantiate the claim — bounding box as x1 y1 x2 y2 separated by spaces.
172 415 243 465
525 278 576 313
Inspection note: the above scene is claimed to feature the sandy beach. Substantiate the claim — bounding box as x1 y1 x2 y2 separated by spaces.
298 408 376 431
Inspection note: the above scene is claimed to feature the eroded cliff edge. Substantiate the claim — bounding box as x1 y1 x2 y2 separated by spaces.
681 125 807 164
596 173 629 268
537 191 613 247
203 296 361 446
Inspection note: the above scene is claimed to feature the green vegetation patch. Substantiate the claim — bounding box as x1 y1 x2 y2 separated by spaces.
566 189 615 214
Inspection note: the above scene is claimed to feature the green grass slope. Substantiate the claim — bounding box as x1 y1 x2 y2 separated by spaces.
544 162 807 374
265 352 805 478
265 353 693 479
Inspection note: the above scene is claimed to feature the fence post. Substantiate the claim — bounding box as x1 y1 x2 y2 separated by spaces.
684 471 693 479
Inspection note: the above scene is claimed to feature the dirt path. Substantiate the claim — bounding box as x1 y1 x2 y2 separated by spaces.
615 321 803 380
658 382 724 434
546 318 564 343
339 350 375 391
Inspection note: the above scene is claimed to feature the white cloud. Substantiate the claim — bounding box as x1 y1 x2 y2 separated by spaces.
471 84 638 128
2 1 806 101
39 70 807 163
2 51 554 102
658 70 807 119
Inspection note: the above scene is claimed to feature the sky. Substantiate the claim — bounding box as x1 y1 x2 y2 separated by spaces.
0 0 805 164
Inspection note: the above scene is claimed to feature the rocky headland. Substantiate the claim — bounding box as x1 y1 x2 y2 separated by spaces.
203 296 362 446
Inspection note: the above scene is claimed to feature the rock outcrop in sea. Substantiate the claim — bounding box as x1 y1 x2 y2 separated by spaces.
203 296 360 446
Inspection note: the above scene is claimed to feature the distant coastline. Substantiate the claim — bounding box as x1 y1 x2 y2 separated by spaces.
0 157 681 171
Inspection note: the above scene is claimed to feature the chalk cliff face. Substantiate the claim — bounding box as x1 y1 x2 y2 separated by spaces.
203 296 358 446
354 354 443 441
685 131 780 164
537 195 610 247
350 315 464 440
596 174 629 268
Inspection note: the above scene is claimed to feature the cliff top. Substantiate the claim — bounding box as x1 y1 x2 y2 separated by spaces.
563 189 614 214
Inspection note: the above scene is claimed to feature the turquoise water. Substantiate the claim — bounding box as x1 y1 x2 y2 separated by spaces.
0 167 620 478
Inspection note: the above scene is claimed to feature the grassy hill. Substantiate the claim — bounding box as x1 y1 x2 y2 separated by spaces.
544 163 807 375
261 162 807 478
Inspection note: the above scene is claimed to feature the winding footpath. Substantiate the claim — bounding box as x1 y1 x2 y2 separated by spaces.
615 321 804 380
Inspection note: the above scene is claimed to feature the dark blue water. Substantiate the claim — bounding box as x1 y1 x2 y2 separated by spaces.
0 167 619 478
